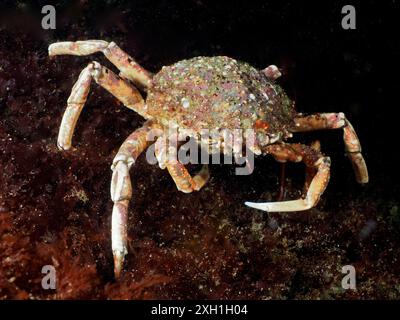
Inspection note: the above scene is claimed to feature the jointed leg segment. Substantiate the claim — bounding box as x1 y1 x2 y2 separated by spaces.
57 61 146 150
110 121 155 277
291 112 369 184
166 162 209 193
154 135 210 193
49 40 153 88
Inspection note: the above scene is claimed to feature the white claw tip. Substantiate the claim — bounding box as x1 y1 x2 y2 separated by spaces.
244 201 269 212
48 44 56 56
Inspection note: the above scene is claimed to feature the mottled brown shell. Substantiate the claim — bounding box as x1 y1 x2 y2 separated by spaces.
146 56 296 145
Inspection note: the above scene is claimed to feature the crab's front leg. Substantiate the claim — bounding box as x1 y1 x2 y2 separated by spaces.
291 112 369 184
154 135 210 193
110 121 158 277
57 61 147 150
49 40 152 89
245 143 331 212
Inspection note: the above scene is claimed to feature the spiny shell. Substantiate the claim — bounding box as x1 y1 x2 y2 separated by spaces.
146 56 295 142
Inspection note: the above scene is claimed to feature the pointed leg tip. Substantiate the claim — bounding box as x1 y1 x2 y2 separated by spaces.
57 139 72 151
244 201 269 212
113 250 126 279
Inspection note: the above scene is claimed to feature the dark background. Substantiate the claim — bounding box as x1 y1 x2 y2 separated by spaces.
0 0 399 299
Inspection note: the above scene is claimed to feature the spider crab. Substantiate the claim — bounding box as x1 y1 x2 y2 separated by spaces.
48 40 369 277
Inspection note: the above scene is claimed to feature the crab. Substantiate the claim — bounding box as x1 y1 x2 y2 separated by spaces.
48 40 369 277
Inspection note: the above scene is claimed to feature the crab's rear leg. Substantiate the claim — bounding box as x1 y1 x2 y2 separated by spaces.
58 61 147 150
291 113 369 184
49 40 152 89
245 143 330 212
154 135 210 193
110 121 157 278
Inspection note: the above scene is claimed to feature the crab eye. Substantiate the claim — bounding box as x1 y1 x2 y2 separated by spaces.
262 65 281 80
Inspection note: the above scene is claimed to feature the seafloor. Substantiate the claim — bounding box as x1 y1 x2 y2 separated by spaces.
0 1 399 299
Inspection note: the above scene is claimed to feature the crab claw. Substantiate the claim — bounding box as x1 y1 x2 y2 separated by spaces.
245 199 312 212
245 147 331 213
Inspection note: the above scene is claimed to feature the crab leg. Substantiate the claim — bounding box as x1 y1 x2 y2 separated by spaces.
167 162 210 193
110 121 156 278
304 140 321 193
245 143 331 212
57 61 147 150
291 112 369 184
48 40 152 89
154 135 210 193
